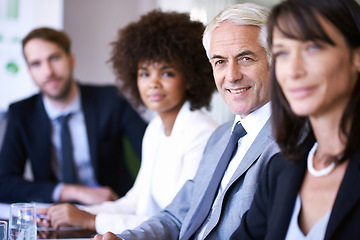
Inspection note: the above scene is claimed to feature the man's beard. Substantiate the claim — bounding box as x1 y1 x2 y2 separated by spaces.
44 77 74 102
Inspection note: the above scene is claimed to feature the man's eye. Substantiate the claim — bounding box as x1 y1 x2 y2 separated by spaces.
214 60 224 66
50 55 60 62
30 62 40 68
241 57 253 61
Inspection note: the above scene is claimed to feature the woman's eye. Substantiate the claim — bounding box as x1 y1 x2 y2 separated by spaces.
273 51 287 58
138 72 149 78
308 44 321 52
163 72 175 77
306 40 325 52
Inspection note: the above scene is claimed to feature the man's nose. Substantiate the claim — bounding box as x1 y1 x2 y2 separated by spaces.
43 61 55 77
226 61 243 82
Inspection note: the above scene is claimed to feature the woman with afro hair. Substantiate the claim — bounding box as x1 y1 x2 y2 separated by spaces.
39 10 218 234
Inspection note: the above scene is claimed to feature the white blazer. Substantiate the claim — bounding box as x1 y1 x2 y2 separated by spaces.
83 102 218 234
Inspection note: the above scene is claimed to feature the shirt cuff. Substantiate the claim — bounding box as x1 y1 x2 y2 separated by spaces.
52 183 65 202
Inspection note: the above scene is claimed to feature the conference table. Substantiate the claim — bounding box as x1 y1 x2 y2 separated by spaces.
0 220 96 239
37 227 96 239
0 203 97 239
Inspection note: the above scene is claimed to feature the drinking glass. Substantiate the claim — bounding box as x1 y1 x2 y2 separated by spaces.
0 221 7 240
8 203 37 240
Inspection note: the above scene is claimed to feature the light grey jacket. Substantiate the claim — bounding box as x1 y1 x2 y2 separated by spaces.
118 118 279 240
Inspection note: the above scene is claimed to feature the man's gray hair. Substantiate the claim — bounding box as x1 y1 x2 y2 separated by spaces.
202 3 271 65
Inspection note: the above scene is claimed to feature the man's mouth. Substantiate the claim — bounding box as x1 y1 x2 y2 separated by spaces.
228 87 251 93
45 77 61 84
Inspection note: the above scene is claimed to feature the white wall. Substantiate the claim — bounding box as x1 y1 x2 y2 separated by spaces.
63 0 156 86
0 0 157 112
0 0 63 111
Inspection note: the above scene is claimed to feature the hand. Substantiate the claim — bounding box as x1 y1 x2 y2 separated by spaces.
92 232 124 240
60 185 119 204
45 203 96 230
36 207 51 228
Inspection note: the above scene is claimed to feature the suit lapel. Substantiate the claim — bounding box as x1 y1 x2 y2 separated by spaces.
269 150 360 239
202 120 274 238
80 86 99 178
32 96 54 179
268 159 306 239
325 150 360 239
227 119 273 186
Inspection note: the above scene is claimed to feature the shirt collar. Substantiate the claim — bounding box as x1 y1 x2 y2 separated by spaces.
232 102 271 138
43 90 82 120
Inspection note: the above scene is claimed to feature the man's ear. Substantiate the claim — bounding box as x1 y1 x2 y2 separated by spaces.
353 47 360 72
70 53 76 69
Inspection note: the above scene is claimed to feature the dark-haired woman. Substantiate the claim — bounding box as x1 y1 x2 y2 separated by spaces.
231 0 360 239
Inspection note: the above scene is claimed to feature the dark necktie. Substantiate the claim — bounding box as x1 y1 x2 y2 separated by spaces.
57 114 77 184
180 122 247 240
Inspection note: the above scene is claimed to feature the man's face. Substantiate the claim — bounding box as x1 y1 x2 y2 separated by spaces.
24 38 75 102
209 22 271 118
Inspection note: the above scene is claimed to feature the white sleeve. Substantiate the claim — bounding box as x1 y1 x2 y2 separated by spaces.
95 212 149 234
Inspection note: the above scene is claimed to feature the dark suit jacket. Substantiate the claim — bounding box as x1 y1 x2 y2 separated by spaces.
0 84 147 203
231 148 360 240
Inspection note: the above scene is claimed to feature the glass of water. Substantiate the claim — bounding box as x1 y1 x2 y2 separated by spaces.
0 220 7 240
8 203 37 240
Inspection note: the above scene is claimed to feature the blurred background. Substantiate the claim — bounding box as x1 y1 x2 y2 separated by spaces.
0 0 283 145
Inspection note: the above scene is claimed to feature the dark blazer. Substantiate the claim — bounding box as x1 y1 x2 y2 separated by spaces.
0 84 147 203
231 149 360 240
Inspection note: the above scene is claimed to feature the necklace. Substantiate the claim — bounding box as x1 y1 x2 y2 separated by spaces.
307 142 336 177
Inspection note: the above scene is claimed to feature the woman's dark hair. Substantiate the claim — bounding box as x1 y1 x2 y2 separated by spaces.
22 27 71 55
267 0 360 163
109 10 216 111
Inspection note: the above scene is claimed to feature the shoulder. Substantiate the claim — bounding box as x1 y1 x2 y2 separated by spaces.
144 116 161 133
200 121 233 150
185 109 218 131
178 111 218 150
176 111 220 144
210 121 233 138
171 105 218 136
79 84 120 98
261 140 281 160
266 152 290 179
79 84 133 111
8 94 42 115
142 116 162 141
